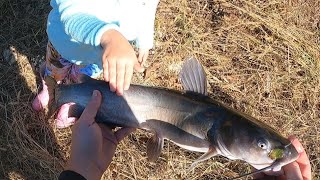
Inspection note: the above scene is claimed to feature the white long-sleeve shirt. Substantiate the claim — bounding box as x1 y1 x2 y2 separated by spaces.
47 0 159 68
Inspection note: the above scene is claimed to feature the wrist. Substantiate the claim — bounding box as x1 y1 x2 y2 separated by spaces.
100 29 123 49
66 158 103 180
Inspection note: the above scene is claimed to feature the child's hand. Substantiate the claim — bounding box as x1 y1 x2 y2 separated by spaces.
138 48 150 66
100 29 144 96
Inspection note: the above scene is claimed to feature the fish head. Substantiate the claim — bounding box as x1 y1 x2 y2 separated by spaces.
209 117 299 172
237 133 299 172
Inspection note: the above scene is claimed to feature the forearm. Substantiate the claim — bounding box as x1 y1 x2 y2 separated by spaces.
51 0 120 47
63 13 119 46
100 29 129 49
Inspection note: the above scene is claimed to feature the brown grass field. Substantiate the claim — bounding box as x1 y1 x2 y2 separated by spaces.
0 0 319 179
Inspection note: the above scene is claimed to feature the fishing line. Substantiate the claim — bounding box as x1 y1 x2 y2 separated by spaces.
230 165 273 180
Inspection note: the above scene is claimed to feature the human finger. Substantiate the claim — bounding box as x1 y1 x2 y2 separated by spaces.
108 59 116 92
116 62 125 96
138 52 143 63
78 90 102 123
142 52 149 66
124 63 133 90
252 171 266 179
134 62 145 73
282 162 303 180
103 57 109 82
288 136 312 180
114 127 136 142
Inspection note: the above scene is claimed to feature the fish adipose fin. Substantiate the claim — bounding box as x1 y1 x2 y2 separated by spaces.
141 119 210 162
189 147 217 170
179 57 208 96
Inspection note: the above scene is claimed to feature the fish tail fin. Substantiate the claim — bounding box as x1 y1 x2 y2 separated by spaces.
44 76 58 117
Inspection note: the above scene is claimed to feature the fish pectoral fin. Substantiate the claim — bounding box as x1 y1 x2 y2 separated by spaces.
142 119 210 162
146 133 164 162
179 57 208 96
190 146 218 170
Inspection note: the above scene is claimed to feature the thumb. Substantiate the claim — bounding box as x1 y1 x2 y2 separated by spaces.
134 63 145 73
115 127 136 142
78 90 102 123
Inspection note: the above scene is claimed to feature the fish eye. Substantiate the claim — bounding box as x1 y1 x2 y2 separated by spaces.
257 139 269 150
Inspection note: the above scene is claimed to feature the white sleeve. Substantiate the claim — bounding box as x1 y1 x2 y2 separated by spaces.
135 0 160 50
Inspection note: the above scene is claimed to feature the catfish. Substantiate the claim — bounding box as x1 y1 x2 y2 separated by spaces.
46 58 299 178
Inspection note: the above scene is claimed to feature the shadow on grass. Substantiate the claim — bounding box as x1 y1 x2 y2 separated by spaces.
0 0 65 179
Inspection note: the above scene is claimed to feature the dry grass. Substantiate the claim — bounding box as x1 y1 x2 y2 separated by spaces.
1 0 319 179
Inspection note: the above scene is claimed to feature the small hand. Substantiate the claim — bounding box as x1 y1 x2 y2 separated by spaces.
101 29 144 96
254 136 312 180
66 90 135 180
137 48 150 66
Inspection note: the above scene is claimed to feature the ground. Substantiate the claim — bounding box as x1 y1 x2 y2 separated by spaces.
0 0 319 179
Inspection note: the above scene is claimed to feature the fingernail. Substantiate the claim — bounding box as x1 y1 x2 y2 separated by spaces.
93 90 98 97
296 145 303 153
291 138 303 153
110 87 116 92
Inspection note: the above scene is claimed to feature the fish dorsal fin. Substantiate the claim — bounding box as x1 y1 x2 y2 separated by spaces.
179 57 208 95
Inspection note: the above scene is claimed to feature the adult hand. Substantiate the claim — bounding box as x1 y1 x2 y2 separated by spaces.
101 29 144 96
254 136 312 180
66 90 136 180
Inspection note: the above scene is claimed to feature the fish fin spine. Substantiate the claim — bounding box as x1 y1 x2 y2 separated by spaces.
179 57 208 95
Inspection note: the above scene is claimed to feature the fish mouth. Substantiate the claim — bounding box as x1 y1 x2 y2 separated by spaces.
249 142 299 172
233 143 299 180
269 142 299 171
258 142 299 173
